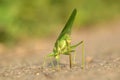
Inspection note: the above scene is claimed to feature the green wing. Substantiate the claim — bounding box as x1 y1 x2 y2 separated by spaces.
56 8 77 41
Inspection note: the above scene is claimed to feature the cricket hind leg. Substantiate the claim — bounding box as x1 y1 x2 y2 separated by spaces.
71 41 85 69
71 41 83 49
70 40 83 63
81 41 85 69
72 51 77 65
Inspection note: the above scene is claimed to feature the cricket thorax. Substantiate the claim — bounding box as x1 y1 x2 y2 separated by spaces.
53 34 72 55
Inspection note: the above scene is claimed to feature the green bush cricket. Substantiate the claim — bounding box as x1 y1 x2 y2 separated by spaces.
43 8 85 69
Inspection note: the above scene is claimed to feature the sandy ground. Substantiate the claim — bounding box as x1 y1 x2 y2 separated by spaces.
0 20 120 80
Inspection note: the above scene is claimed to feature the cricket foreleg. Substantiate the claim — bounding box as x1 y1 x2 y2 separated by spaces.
49 57 55 68
42 56 48 68
55 55 60 69
42 55 55 68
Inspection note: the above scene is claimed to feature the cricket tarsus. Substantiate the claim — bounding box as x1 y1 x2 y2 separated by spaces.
43 8 85 69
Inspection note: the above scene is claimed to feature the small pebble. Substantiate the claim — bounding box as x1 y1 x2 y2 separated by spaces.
86 56 93 63
36 72 40 75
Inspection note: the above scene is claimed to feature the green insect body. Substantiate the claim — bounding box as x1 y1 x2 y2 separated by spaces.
43 9 85 69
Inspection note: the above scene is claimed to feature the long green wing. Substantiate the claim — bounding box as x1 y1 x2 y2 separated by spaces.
56 9 77 41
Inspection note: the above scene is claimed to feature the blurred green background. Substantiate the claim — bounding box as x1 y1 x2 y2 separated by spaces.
0 0 120 44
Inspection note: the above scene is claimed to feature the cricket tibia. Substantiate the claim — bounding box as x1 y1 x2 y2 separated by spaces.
71 41 83 49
